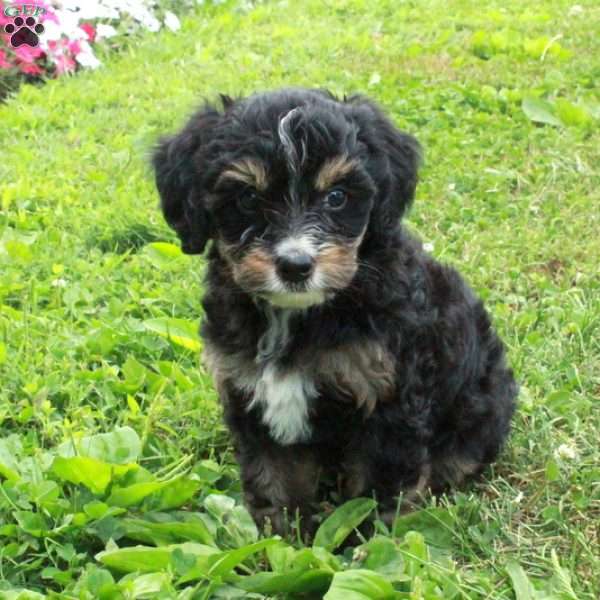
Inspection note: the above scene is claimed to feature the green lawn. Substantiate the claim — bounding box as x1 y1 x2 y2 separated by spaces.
0 0 598 598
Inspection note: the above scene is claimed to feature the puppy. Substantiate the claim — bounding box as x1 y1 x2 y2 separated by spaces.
152 88 517 533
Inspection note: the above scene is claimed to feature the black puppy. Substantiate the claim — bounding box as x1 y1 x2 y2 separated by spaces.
153 88 517 533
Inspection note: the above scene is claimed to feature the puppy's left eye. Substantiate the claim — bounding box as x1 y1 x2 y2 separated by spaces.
238 190 260 214
324 188 347 211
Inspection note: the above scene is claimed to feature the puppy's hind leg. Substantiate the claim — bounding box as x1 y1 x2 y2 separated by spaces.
429 367 517 492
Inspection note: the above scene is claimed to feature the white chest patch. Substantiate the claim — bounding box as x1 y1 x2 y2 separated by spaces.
248 363 316 445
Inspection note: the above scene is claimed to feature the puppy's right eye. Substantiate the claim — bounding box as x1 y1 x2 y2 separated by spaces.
237 190 259 214
324 188 348 211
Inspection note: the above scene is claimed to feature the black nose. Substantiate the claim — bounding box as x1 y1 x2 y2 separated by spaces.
276 252 314 283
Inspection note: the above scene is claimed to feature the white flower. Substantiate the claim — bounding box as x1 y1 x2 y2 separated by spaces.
39 20 62 43
52 278 68 288
568 5 584 17
43 10 88 41
368 72 381 87
423 242 434 253
75 41 101 69
59 1 119 20
96 24 118 40
514 491 524 504
164 11 181 32
555 443 578 460
138 13 161 32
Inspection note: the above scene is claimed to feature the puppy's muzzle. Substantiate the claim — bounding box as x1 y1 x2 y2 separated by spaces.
275 250 314 284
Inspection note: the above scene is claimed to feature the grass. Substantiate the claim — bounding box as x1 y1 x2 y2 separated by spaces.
0 0 598 597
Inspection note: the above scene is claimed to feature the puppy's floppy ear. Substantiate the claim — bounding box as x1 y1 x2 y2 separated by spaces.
152 105 221 254
346 95 422 234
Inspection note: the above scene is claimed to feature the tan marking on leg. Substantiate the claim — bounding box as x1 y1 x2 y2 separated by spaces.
403 462 432 503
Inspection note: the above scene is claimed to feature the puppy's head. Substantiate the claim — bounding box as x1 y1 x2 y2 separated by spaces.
153 88 420 309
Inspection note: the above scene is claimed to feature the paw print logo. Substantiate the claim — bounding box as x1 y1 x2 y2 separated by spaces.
4 16 45 48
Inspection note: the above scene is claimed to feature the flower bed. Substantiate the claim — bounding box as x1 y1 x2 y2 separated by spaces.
0 0 197 99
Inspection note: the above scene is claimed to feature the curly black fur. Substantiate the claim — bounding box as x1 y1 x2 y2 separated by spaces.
152 88 517 533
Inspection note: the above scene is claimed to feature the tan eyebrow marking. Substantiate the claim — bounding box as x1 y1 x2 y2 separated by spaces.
314 155 359 192
217 158 268 191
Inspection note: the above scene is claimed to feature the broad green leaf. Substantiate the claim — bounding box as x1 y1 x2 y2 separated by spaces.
143 242 184 268
237 568 332 595
313 498 376 551
308 546 343 572
506 560 535 600
4 240 33 263
171 547 200 576
143 476 202 511
107 480 167 508
121 356 147 391
179 539 279 583
73 565 116 598
289 547 341 572
143 318 201 352
204 493 236 521
402 531 428 578
266 542 296 572
51 456 135 494
0 590 46 599
522 97 562 127
13 511 49 537
84 501 111 520
125 572 172 597
208 539 279 578
108 475 201 509
224 505 259 545
115 464 155 486
555 99 592 127
120 516 215 547
0 438 20 482
56 427 142 464
392 507 454 548
323 569 396 600
29 480 60 510
193 460 223 484
96 543 217 574
360 536 407 582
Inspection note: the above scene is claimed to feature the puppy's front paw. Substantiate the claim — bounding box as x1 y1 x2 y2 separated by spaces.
248 502 316 541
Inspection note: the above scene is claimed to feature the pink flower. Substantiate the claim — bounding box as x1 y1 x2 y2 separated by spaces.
14 44 44 63
38 2 59 26
67 39 81 55
80 23 96 43
53 52 75 75
18 61 43 75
